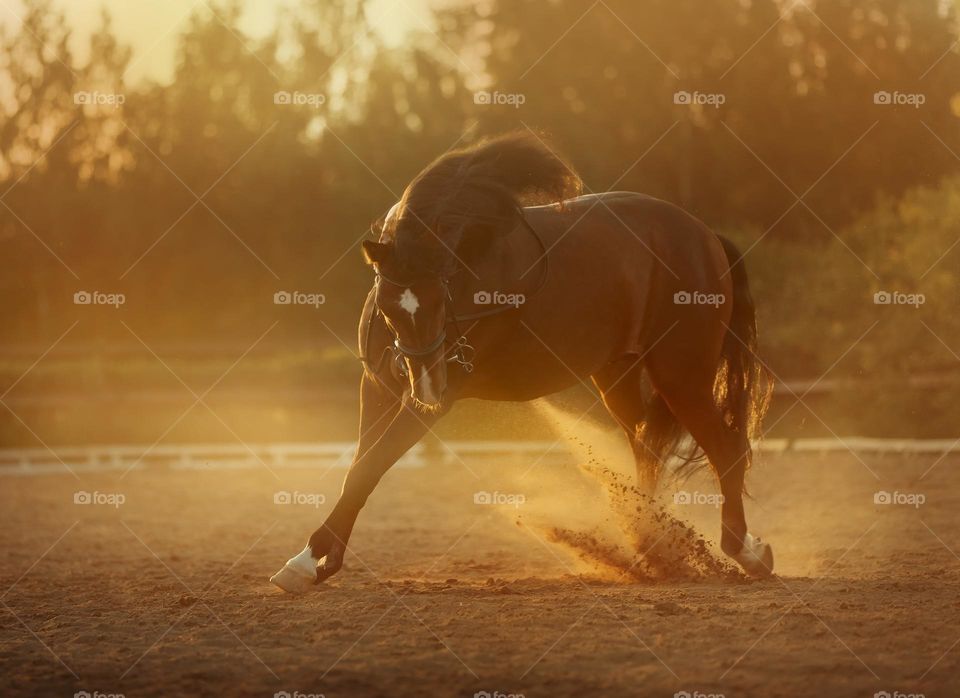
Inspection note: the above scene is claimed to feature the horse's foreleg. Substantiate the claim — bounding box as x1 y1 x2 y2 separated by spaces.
309 397 437 581
271 389 439 592
310 374 407 578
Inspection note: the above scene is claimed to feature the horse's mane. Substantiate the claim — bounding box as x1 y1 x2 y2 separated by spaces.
390 131 582 273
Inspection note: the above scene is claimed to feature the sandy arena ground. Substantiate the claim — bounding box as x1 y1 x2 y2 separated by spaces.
1 439 959 698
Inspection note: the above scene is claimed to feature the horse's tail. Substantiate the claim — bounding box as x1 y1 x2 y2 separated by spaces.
714 236 772 462
636 235 771 486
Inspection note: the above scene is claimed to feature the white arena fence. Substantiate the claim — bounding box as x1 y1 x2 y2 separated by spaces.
0 438 958 476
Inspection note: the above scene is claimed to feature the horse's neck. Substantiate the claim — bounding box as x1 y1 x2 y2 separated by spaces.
476 217 541 290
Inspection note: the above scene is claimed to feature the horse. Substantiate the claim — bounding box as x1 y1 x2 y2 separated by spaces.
271 131 773 593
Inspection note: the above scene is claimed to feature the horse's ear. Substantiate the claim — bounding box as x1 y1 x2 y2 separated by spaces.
361 240 389 266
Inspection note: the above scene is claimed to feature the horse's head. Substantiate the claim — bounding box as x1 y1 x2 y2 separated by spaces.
359 132 581 408
362 238 449 410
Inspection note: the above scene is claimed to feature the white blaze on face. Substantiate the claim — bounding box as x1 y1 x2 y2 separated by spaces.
417 364 439 404
398 288 420 318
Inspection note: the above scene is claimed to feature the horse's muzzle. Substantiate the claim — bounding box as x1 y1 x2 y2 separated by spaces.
407 357 447 408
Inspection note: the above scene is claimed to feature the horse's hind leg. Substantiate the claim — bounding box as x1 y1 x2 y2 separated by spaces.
594 356 770 575
591 356 649 481
645 353 773 577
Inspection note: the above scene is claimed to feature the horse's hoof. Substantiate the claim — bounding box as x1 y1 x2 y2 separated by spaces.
730 532 774 578
270 547 317 594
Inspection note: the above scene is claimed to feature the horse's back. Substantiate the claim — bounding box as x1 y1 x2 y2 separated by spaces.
525 191 727 280
521 190 733 357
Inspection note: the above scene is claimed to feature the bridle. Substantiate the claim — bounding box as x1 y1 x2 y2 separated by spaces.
375 273 477 376
360 210 549 378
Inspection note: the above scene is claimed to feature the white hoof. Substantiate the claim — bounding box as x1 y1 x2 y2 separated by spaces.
270 546 317 594
730 532 774 577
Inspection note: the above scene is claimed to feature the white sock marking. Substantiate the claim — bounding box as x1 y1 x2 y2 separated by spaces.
732 532 764 566
287 545 318 575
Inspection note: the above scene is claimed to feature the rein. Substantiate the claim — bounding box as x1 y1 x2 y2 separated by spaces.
359 211 549 377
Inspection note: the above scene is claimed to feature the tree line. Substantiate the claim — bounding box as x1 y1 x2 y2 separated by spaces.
1 0 958 393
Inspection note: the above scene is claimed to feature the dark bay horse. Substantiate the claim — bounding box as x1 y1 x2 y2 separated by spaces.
271 132 772 593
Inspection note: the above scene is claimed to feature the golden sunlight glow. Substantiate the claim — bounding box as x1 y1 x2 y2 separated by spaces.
0 0 425 84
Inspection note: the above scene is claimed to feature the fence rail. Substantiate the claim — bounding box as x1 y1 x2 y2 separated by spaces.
0 437 957 476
